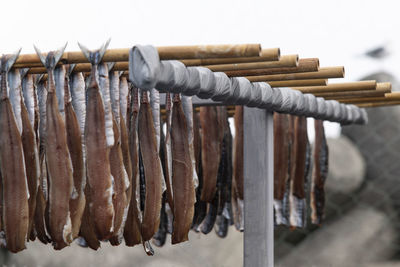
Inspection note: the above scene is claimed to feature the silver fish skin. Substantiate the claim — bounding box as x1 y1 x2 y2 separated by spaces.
22 74 36 128
98 63 114 147
119 76 129 124
181 96 199 188
37 80 47 159
54 65 66 119
109 71 120 125
69 72 86 140
8 69 23 134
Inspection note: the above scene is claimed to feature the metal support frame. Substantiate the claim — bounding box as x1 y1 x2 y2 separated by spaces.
244 108 274 267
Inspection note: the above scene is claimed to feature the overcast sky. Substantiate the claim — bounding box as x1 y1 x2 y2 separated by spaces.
3 0 399 137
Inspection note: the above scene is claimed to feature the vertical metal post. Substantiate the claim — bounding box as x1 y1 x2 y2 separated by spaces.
243 108 274 267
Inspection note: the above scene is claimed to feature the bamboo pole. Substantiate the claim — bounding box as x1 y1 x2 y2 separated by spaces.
268 79 327 87
27 55 299 75
246 67 344 82
338 92 400 103
224 58 319 77
357 101 400 108
293 80 377 94
204 55 299 72
180 48 280 66
319 89 389 99
13 43 262 68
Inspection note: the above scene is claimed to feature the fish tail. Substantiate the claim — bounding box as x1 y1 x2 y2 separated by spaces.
78 39 111 66
33 43 67 71
0 48 22 73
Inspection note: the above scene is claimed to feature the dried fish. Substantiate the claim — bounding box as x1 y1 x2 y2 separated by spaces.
163 93 174 219
123 86 141 247
199 107 225 202
0 51 29 252
289 116 308 229
54 65 66 119
200 193 219 234
233 106 244 200
34 44 74 249
63 68 86 239
311 120 329 225
138 90 162 242
78 41 115 240
273 113 291 226
119 76 129 125
20 73 40 241
152 194 168 247
171 94 195 244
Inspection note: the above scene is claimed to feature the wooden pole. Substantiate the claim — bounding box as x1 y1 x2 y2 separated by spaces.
224 58 319 77
268 79 327 87
244 107 274 267
338 92 400 103
246 67 344 82
180 48 280 66
357 101 400 108
13 43 262 68
318 88 391 99
205 55 299 72
293 80 377 94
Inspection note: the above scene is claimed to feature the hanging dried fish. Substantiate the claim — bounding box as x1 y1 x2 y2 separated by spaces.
20 71 40 241
199 107 225 202
289 116 308 229
200 193 219 234
63 67 86 239
124 86 141 247
78 41 115 240
273 113 291 226
311 120 329 226
152 194 168 247
191 109 207 232
34 77 50 244
34 44 74 249
119 76 129 125
233 106 244 200
171 94 195 244
138 90 162 242
0 51 29 252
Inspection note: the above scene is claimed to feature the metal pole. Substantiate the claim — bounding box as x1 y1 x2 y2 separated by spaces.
243 108 274 267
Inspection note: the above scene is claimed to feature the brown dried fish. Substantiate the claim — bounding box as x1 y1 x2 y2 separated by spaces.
124 86 141 246
64 69 86 239
233 106 244 200
311 119 329 225
289 116 308 229
273 113 291 226
78 41 115 240
171 94 195 244
0 51 29 253
199 106 225 202
138 90 162 242
34 45 74 249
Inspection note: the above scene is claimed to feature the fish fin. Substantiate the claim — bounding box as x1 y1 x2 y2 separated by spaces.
67 64 76 76
20 68 29 79
0 48 22 73
78 38 111 65
34 74 44 86
34 43 67 70
107 62 115 71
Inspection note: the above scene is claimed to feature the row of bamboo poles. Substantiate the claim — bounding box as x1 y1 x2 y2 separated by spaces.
10 43 397 108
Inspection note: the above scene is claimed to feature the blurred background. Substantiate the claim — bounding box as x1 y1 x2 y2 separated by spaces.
2 0 400 266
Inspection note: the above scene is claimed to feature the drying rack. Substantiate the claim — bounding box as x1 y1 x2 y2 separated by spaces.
11 42 399 267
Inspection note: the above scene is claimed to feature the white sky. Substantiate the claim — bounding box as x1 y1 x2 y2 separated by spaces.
3 0 399 138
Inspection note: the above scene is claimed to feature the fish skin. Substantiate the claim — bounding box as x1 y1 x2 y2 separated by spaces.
119 76 129 125
222 123 234 226
163 93 174 212
123 87 141 246
109 118 129 246
79 184 100 250
289 116 308 229
273 113 291 226
138 90 162 242
215 215 229 238
22 74 36 128
200 193 219 235
54 66 66 118
42 64 74 249
233 106 244 200
171 94 195 244
109 71 120 124
0 53 29 253
69 72 86 138
152 193 168 247
199 106 225 202
20 94 40 241
311 120 329 225
64 73 86 239
98 63 114 148
8 69 23 135
85 74 114 240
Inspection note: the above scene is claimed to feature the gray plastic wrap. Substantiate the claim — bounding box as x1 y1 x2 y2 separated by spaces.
158 61 189 93
333 101 343 123
225 77 242 104
211 72 232 102
196 67 217 99
344 105 354 124
278 88 296 113
350 105 362 124
324 100 335 121
181 67 201 96
257 82 274 109
339 104 348 123
270 87 283 111
234 78 252 105
247 83 263 107
129 45 160 90
359 109 368 124
304 94 318 118
290 90 305 114
315 97 327 120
